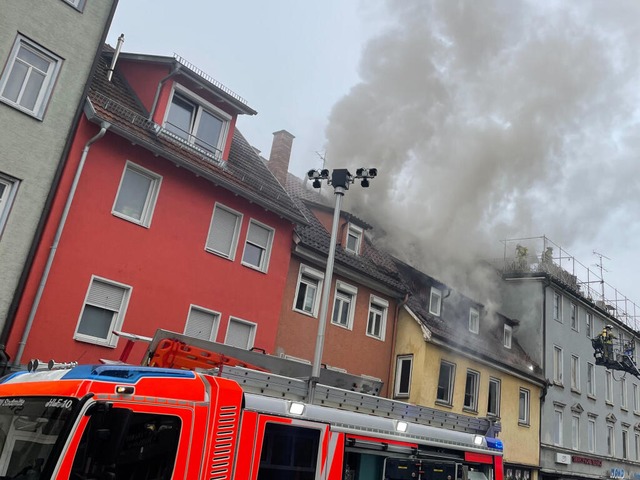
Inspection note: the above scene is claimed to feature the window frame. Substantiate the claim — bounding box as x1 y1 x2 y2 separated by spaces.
224 317 257 350
571 415 580 450
73 276 131 347
634 383 640 413
606 370 613 404
623 428 629 459
469 307 479 334
345 223 363 255
205 203 243 260
553 292 562 322
111 161 162 228
607 424 615 456
587 362 596 397
553 345 563 385
586 312 593 338
292 265 324 317
0 35 62 119
330 281 357 330
554 408 563 446
503 324 512 349
394 355 413 398
518 388 530 425
61 0 86 11
163 85 231 160
571 354 580 392
487 377 501 417
366 295 389 341
463 369 480 412
436 360 456 406
0 173 19 238
621 377 628 410
570 303 578 331
588 417 596 453
429 287 442 317
184 304 220 342
241 219 275 273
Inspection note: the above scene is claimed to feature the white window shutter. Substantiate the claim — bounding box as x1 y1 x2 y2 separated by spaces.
207 207 238 255
87 280 125 311
185 309 216 341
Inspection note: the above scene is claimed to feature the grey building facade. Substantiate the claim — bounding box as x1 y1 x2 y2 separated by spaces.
499 237 640 480
0 0 117 345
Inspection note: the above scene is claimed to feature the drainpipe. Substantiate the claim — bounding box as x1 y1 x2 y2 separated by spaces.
148 63 180 121
13 122 110 367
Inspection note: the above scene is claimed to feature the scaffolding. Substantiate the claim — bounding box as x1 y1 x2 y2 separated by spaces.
500 236 640 331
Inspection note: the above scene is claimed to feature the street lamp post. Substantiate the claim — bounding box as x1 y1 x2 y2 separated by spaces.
306 167 377 400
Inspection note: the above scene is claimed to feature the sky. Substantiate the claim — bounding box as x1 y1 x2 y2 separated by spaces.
108 0 640 322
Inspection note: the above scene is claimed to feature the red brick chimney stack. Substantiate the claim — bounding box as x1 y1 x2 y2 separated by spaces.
268 130 295 186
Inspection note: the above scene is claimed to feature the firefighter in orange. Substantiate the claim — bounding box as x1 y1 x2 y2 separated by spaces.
599 325 616 361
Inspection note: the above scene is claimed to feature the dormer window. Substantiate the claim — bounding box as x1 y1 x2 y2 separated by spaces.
164 86 231 160
469 307 479 334
504 324 513 349
345 223 363 254
429 287 442 317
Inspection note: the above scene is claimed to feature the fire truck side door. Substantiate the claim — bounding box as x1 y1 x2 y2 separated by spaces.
237 413 337 480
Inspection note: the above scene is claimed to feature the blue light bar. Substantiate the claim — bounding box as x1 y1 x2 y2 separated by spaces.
486 437 503 451
61 365 196 383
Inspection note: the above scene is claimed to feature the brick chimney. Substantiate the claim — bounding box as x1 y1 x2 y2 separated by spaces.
268 130 295 186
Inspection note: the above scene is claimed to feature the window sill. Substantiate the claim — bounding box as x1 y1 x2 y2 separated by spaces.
74 335 117 348
620 406 629 412
241 261 268 274
365 333 385 342
518 421 530 428
571 388 581 394
0 97 45 121
112 212 151 228
553 382 564 389
462 407 478 415
435 400 453 409
330 321 353 331
634 410 640 417
587 394 597 401
204 247 234 261
605 401 614 407
292 308 318 319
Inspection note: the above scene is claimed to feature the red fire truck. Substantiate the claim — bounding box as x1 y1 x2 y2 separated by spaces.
0 331 504 480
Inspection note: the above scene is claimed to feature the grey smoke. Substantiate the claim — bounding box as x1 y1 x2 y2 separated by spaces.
324 0 640 297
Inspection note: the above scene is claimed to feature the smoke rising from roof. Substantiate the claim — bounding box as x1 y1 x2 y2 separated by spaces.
324 0 640 296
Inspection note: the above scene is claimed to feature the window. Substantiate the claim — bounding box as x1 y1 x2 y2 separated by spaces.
331 281 357 329
74 277 130 347
622 377 628 409
464 370 480 411
519 388 530 425
553 346 563 385
258 423 320 479
0 35 62 118
487 377 501 417
469 307 479 334
242 220 274 272
586 312 593 338
607 424 615 455
345 223 363 254
225 317 256 349
112 162 161 227
394 355 413 398
623 429 629 459
606 370 613 404
634 383 640 412
164 88 230 159
436 361 455 405
206 204 242 259
293 265 324 317
588 417 596 452
503 324 512 349
571 303 578 331
429 287 442 316
0 173 19 237
184 305 220 342
553 293 562 322
571 355 580 391
365 296 387 340
554 409 563 446
635 432 640 461
587 362 595 397
571 415 580 449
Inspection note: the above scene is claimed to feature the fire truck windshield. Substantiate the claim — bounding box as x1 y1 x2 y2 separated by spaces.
0 396 77 480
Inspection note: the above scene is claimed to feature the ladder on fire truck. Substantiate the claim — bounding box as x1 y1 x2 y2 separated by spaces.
111 329 500 437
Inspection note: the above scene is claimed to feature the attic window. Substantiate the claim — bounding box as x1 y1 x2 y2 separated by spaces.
469 307 479 334
429 288 442 317
345 223 363 254
163 86 230 161
504 324 513 349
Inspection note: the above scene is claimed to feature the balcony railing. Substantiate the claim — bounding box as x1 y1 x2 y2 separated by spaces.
499 236 640 331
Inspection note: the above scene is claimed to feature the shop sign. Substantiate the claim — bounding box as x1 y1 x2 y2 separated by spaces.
610 468 625 479
571 456 602 467
555 453 571 465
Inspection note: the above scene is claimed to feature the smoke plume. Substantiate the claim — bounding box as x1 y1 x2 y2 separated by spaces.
325 0 640 298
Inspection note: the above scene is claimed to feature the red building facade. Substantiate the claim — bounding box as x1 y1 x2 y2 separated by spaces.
7 50 306 365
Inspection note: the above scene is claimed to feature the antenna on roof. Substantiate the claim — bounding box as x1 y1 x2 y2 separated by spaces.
107 34 125 82
593 250 610 300
315 151 326 169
